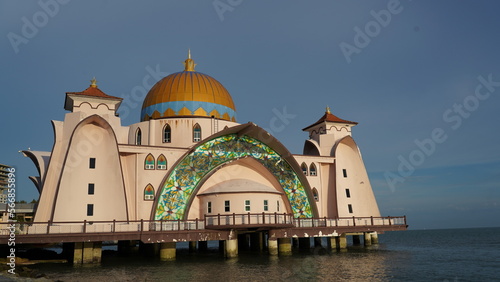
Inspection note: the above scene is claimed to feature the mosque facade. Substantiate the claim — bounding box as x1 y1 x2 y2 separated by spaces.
23 52 381 224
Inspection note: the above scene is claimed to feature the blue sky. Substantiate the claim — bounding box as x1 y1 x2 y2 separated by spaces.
1 1 499 230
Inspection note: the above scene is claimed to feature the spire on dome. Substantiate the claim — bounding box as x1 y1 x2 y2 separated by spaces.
326 105 331 114
183 49 196 71
90 77 97 88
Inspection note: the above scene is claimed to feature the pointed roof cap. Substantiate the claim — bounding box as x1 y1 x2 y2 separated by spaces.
66 78 122 100
302 107 358 131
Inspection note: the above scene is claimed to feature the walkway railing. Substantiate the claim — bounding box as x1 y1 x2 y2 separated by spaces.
0 214 407 236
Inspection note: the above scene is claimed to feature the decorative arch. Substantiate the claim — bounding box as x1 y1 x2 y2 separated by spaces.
154 134 314 220
301 162 308 175
157 154 167 170
163 124 171 143
193 123 201 142
136 128 142 145
144 184 155 200
309 163 317 176
145 154 155 170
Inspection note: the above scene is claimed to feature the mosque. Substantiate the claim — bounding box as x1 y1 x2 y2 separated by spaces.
23 51 381 228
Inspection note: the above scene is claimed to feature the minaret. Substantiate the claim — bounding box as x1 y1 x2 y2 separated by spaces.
302 107 358 156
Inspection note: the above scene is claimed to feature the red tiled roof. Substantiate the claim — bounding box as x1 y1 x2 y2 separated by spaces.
66 86 122 100
302 112 357 131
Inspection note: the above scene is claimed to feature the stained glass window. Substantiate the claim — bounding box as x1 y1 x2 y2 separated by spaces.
163 124 171 143
145 154 155 170
193 124 201 142
144 184 154 200
157 154 167 170
310 163 317 176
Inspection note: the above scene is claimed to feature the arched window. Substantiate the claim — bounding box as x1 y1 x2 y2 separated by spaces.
157 154 167 170
309 163 317 176
193 123 201 142
312 188 319 202
136 128 142 145
301 162 308 175
144 184 155 200
144 154 155 170
163 124 171 143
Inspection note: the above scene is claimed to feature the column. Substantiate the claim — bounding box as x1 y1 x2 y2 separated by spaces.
189 241 197 253
92 242 102 263
371 232 379 244
160 242 176 261
82 242 94 264
278 238 292 255
268 239 278 256
225 239 238 258
199 241 208 251
73 242 83 264
314 237 323 248
250 232 264 252
352 235 361 245
329 237 337 250
299 237 311 249
364 232 372 246
336 234 347 250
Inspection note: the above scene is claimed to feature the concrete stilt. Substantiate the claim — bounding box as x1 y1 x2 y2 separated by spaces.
118 240 135 255
299 237 311 249
189 241 197 252
336 234 347 250
160 242 176 261
250 232 264 252
140 242 159 257
73 242 83 264
329 237 337 250
364 232 372 246
218 240 225 253
92 242 102 263
371 232 379 244
278 238 292 255
268 239 278 256
225 239 238 258
352 235 361 245
82 242 94 264
292 238 299 248
314 237 323 248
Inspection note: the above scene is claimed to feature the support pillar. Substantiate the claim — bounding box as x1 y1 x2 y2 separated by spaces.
336 234 347 250
364 232 372 246
329 237 337 250
250 232 264 252
92 241 102 263
299 237 310 249
352 235 361 245
73 242 83 264
82 242 94 264
268 239 278 256
140 242 159 257
218 240 225 253
371 232 379 244
225 239 238 258
278 238 292 255
292 238 299 248
314 237 322 248
189 241 197 253
160 242 176 261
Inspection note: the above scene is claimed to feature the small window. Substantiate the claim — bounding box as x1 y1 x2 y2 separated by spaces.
145 154 155 170
144 184 154 200
88 183 95 195
136 128 142 145
345 189 351 198
277 201 280 212
348 204 353 214
343 169 347 178
207 202 212 213
157 154 167 170
163 124 171 143
245 200 251 212
264 200 269 211
310 163 317 176
312 188 319 202
301 163 308 175
193 124 201 142
224 200 230 212
87 204 94 216
89 158 96 169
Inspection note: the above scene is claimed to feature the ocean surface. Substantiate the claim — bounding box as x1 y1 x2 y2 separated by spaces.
9 227 500 281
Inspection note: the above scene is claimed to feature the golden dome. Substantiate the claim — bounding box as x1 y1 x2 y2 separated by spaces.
141 51 236 122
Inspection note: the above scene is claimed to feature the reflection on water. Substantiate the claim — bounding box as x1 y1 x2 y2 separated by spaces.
32 243 396 282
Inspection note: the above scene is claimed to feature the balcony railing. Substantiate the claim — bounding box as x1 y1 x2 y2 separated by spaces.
0 214 407 236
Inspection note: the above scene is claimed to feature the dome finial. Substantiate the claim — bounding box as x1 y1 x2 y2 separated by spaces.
326 105 331 114
90 77 97 88
183 49 196 71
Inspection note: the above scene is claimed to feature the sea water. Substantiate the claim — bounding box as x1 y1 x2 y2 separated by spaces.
16 227 500 281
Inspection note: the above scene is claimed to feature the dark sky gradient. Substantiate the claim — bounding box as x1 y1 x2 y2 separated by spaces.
1 1 499 229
